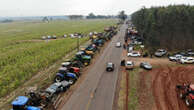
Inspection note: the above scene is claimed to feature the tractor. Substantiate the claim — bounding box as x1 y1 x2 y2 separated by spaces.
54 67 77 84
80 47 94 58
64 59 83 68
93 39 105 47
11 96 41 110
61 62 81 76
86 44 97 52
73 51 91 66
176 83 194 108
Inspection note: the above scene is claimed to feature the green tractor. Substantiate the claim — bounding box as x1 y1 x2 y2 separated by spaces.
73 51 91 66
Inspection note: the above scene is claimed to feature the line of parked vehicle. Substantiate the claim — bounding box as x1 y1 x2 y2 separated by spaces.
121 26 152 70
168 50 194 64
11 26 118 110
41 33 86 40
153 48 194 64
127 23 194 108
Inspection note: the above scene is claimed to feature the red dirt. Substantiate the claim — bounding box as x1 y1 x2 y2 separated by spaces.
139 66 194 110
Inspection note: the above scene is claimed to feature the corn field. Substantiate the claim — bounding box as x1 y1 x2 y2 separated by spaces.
0 19 117 97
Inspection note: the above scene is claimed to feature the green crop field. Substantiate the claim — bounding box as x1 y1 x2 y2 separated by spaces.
0 19 117 97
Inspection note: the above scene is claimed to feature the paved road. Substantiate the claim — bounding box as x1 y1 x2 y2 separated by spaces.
60 24 127 110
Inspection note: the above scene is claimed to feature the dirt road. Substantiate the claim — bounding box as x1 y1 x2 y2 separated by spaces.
59 24 127 110
138 66 194 110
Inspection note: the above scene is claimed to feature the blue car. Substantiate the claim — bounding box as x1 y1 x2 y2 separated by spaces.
11 96 41 110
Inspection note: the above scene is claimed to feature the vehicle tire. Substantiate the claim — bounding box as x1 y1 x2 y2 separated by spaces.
55 76 63 82
179 91 185 99
185 96 193 108
62 87 67 92
69 78 76 85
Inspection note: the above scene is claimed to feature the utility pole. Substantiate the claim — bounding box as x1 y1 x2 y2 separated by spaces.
77 36 80 52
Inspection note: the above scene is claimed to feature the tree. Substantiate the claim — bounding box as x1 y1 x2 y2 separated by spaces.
42 17 49 23
69 15 83 20
86 13 96 19
131 5 194 51
118 11 127 21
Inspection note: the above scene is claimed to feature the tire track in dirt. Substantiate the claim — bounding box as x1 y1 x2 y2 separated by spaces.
150 66 194 110
152 68 166 110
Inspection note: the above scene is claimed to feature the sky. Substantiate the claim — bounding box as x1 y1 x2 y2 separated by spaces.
0 0 194 17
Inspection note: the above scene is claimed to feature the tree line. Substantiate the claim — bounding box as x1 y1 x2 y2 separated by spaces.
131 5 194 51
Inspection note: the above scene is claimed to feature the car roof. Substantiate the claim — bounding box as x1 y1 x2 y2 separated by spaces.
59 67 67 71
142 62 150 65
76 51 84 55
175 54 182 56
107 62 113 65
62 62 71 65
12 96 28 106
126 61 133 64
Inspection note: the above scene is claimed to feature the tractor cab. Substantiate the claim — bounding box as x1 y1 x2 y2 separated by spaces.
12 96 41 110
55 67 77 83
58 67 68 74
93 39 104 46
86 44 97 52
75 52 91 66
80 47 94 57
62 62 72 68
61 62 80 76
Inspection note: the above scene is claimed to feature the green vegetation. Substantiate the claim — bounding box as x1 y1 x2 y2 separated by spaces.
0 19 117 97
128 68 141 110
131 5 194 51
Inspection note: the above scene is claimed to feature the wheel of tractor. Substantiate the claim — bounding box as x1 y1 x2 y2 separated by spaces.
55 76 62 82
69 78 76 85
185 96 193 108
179 91 185 99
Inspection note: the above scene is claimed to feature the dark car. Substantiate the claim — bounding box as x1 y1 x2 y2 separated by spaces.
140 62 152 70
106 62 115 72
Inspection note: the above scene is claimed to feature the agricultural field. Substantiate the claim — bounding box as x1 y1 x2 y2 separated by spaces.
0 19 117 97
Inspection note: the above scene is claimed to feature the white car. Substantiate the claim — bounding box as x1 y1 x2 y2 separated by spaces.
154 49 167 57
127 51 141 57
180 57 194 64
169 54 184 61
125 61 134 70
116 42 121 47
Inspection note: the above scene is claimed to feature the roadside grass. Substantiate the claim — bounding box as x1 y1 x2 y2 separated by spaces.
118 68 143 110
118 68 126 110
0 19 117 97
128 68 142 110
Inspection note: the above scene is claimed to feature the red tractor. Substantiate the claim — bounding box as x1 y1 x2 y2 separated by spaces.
176 84 194 108
61 62 81 77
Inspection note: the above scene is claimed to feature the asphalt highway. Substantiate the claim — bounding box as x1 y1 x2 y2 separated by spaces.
61 24 127 110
